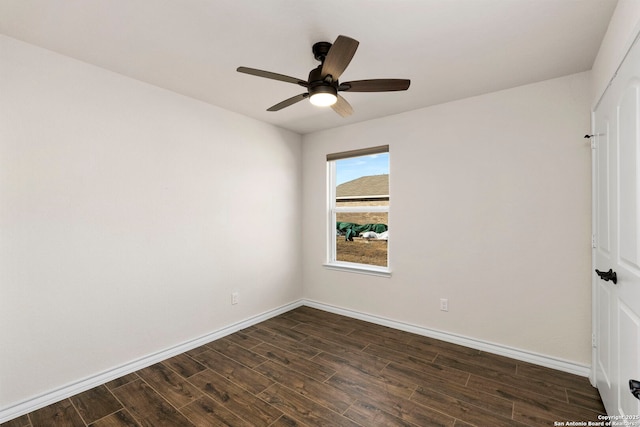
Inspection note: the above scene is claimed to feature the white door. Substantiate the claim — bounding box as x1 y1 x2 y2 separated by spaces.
593 33 640 418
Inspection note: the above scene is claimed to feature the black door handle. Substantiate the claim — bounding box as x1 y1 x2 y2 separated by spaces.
595 268 617 284
631 379 640 400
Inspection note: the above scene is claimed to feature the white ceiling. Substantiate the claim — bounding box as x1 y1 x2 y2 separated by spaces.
0 0 617 135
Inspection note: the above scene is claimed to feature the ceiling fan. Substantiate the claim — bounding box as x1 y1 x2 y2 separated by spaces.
237 35 410 117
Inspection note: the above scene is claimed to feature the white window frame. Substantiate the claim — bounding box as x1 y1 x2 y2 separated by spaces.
324 146 391 277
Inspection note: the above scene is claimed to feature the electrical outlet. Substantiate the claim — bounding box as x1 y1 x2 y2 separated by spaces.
231 292 239 305
440 298 448 312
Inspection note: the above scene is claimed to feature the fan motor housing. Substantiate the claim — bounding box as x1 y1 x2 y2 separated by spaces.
308 61 337 101
308 65 337 87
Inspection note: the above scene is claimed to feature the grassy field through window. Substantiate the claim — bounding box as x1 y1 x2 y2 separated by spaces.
336 211 388 267
335 237 387 266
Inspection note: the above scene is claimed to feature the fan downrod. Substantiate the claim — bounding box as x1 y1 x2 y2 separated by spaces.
312 42 332 62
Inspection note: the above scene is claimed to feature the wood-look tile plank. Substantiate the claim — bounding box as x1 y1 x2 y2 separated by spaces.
254 360 354 414
517 361 595 391
365 345 469 384
236 324 261 335
254 323 309 342
284 307 352 326
338 317 389 333
347 325 415 347
376 339 441 363
467 373 547 404
136 363 201 408
476 351 520 373
384 364 512 417
434 354 532 392
344 401 453 427
184 344 211 358
252 343 335 382
430 350 518 376
269 414 312 427
408 335 481 357
29 399 85 427
110 379 194 427
343 399 422 427
348 317 416 338
566 387 606 413
206 338 267 368
222 331 264 350
192 349 273 395
302 310 360 331
249 330 321 360
161 353 206 379
180 395 254 427
292 324 370 350
363 342 433 365
0 414 30 427
439 354 568 401
327 370 454 426
88 409 140 427
247 327 293 347
70 385 123 424
292 307 373 333
567 380 602 400
299 318 357 337
326 364 415 402
301 335 361 358
453 420 476 427
258 316 304 340
311 348 389 376
395 401 457 427
255 316 302 333
433 353 519 379
280 309 329 325
467 374 604 422
411 385 527 427
188 368 282 427
352 392 456 427
258 383 362 427
105 373 139 391
381 362 464 390
513 400 604 426
281 306 330 320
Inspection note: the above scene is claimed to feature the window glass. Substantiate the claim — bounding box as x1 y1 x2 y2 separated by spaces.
328 149 389 270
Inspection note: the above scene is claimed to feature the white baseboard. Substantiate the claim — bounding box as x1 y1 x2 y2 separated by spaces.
1 297 591 424
302 299 591 378
0 299 304 424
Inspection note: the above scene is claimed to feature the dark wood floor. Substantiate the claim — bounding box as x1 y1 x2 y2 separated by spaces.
2 306 605 427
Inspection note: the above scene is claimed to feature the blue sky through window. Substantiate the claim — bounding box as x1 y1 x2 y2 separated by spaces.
336 152 389 185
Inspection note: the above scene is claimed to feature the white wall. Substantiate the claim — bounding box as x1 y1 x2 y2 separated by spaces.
0 35 302 411
302 72 592 365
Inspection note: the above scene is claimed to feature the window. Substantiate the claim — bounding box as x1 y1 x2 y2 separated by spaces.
326 145 390 275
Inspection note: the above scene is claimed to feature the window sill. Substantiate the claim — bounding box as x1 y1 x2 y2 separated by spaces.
323 262 392 277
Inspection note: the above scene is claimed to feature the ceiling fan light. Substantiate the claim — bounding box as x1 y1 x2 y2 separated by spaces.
310 92 337 107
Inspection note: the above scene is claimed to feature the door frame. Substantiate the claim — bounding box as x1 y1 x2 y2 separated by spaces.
590 109 597 387
591 26 640 407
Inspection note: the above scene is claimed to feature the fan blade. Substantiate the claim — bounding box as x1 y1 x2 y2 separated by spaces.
267 93 309 112
331 95 353 118
339 79 411 92
321 35 359 81
237 67 308 87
